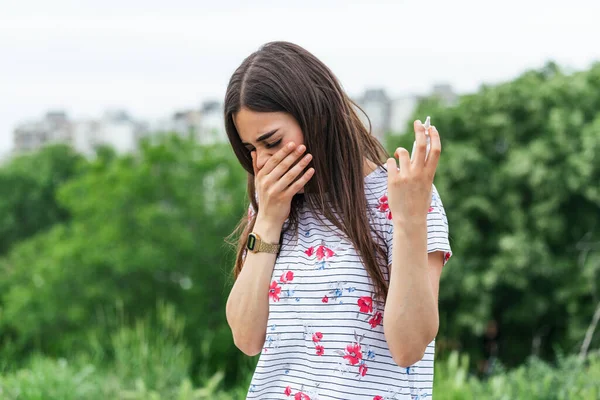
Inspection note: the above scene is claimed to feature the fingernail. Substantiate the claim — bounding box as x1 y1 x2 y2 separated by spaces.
288 142 295 149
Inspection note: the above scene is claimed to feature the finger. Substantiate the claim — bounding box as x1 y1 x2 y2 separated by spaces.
386 157 398 178
425 126 441 175
284 167 315 196
251 151 258 175
276 153 313 190
260 142 297 176
411 119 427 165
270 144 307 181
396 147 411 173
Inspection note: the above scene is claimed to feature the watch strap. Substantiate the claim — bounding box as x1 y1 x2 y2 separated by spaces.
256 239 280 254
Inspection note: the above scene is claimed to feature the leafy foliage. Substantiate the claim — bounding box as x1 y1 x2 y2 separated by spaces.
0 135 248 381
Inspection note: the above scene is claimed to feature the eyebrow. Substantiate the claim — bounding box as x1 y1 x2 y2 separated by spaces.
241 129 278 146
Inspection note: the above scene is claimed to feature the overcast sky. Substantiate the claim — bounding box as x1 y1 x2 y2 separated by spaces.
1 0 598 154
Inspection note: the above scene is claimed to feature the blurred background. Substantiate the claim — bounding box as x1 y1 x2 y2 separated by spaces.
1 1 599 399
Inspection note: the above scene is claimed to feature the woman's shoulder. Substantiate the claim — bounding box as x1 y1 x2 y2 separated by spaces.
364 165 389 202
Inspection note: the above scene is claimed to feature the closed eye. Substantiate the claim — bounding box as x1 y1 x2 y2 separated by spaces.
266 139 282 149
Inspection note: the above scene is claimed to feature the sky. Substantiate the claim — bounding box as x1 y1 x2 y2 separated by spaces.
1 0 598 154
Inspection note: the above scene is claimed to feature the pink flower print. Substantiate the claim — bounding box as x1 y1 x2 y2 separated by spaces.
316 245 335 260
312 332 323 343
369 311 383 328
304 246 314 257
374 396 384 400
294 393 310 400
269 281 281 302
428 206 434 213
285 386 292 396
315 345 324 356
280 270 294 283
343 343 363 365
322 295 329 303
358 363 368 376
378 194 393 220
357 296 373 314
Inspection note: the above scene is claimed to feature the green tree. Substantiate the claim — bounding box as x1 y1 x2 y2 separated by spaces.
0 135 249 381
0 144 84 255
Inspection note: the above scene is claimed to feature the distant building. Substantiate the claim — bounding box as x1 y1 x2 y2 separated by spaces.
355 89 392 143
13 111 73 153
149 109 202 140
172 110 202 140
199 100 227 145
356 84 457 139
13 109 148 157
147 102 226 145
89 110 147 155
431 83 458 106
389 96 420 134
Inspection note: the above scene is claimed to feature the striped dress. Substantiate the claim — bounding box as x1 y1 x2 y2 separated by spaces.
246 165 452 400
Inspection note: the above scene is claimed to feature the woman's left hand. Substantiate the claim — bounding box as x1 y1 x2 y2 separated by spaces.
385 120 441 226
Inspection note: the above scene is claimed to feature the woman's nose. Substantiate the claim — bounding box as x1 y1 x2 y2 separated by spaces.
256 150 272 171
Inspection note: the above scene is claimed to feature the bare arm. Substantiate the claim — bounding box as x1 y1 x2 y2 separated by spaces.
383 120 447 367
384 220 444 367
226 217 283 356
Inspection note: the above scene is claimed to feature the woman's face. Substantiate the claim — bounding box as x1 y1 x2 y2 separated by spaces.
234 107 305 173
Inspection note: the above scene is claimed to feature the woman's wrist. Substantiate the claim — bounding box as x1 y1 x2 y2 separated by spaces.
253 215 284 244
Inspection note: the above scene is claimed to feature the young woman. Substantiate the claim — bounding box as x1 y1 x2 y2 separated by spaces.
224 41 452 400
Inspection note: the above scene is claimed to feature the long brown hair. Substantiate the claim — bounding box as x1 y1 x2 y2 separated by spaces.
224 41 391 300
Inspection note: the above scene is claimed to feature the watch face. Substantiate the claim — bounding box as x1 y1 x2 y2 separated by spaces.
247 233 257 251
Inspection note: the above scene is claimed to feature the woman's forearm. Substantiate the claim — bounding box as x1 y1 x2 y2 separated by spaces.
384 219 439 367
225 217 282 356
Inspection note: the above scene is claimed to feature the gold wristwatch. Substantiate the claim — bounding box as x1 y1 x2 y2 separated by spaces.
246 232 280 254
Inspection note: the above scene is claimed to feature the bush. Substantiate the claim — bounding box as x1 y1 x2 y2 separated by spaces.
0 302 242 400
433 350 600 399
0 356 107 400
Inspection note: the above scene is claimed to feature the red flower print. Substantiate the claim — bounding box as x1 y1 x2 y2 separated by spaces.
316 245 335 260
312 332 323 343
444 251 451 264
378 194 388 208
316 245 325 260
304 246 314 257
322 295 329 303
315 345 324 356
294 393 310 400
428 206 434 212
357 296 373 313
285 386 292 396
343 343 363 365
269 281 281 302
280 270 294 283
358 363 368 376
369 311 383 328
374 396 384 400
378 194 393 220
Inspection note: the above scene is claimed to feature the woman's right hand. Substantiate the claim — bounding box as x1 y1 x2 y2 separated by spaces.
251 142 314 228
